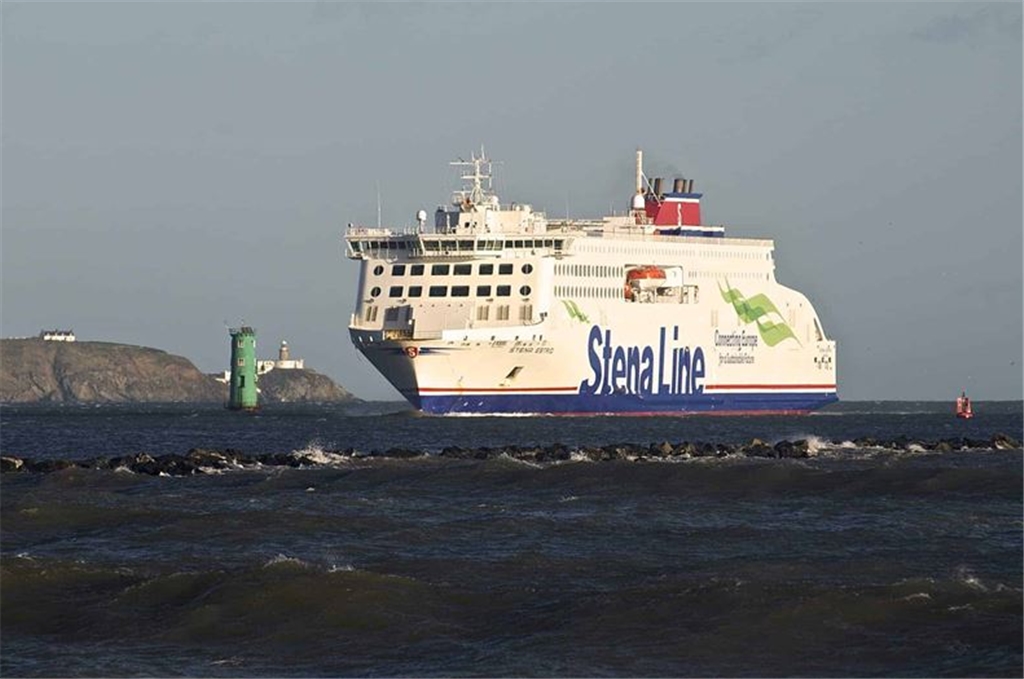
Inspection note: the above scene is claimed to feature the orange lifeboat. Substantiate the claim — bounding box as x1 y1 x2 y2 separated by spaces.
627 266 666 286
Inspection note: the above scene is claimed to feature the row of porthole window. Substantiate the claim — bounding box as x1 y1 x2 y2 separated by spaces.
370 284 532 299
373 263 534 277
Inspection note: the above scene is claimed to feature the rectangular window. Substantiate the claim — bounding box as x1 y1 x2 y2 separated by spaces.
392 264 406 276
497 305 510 320
451 285 470 297
389 286 403 298
429 285 447 297
476 285 492 297
496 285 511 297
453 264 472 276
498 263 513 275
408 286 423 298
431 264 450 275
477 306 490 321
514 240 524 248
410 264 424 276
520 304 533 321
237 358 245 366
239 376 245 388
479 263 494 275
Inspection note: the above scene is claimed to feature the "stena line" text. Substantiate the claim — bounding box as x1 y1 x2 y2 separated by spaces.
578 325 706 397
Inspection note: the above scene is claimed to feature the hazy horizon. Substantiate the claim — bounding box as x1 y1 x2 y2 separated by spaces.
3 2 1022 401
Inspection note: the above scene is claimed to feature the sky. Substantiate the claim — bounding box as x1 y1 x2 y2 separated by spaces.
2 1 1021 401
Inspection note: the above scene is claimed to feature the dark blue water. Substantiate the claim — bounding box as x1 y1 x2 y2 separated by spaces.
1 401 1021 677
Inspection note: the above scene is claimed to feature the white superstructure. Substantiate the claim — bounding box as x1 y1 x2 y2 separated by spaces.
344 149 837 415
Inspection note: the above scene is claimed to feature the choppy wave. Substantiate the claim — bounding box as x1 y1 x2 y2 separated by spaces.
2 552 1020 677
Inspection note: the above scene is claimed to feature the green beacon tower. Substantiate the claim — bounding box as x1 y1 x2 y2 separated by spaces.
228 325 258 411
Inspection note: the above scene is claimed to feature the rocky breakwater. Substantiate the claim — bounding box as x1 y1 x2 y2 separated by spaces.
2 434 1019 476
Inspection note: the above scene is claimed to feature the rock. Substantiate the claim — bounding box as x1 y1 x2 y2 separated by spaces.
743 438 776 458
1 456 24 472
26 458 76 473
773 440 809 458
653 441 675 457
991 432 1022 450
186 448 235 469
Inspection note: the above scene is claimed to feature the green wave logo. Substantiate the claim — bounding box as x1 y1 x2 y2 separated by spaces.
561 299 590 324
718 280 799 347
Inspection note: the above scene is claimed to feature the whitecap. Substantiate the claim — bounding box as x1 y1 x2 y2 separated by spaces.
291 441 350 466
263 554 309 569
328 564 355 573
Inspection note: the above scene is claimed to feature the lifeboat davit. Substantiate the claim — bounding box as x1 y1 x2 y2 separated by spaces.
626 265 666 291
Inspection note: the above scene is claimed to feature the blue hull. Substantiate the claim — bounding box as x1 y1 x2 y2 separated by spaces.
413 391 838 415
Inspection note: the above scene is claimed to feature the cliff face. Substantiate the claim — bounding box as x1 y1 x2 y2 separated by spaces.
1 339 357 404
256 368 356 403
0 339 224 403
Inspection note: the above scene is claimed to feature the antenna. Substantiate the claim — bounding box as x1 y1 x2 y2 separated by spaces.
376 180 381 229
450 146 500 206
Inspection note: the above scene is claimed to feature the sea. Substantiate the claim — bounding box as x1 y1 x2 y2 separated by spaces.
1 400 1021 678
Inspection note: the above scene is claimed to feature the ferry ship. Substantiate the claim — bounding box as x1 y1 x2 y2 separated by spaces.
344 149 837 415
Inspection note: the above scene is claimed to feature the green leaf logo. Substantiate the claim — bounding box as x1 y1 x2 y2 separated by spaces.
718 280 799 347
561 299 590 324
